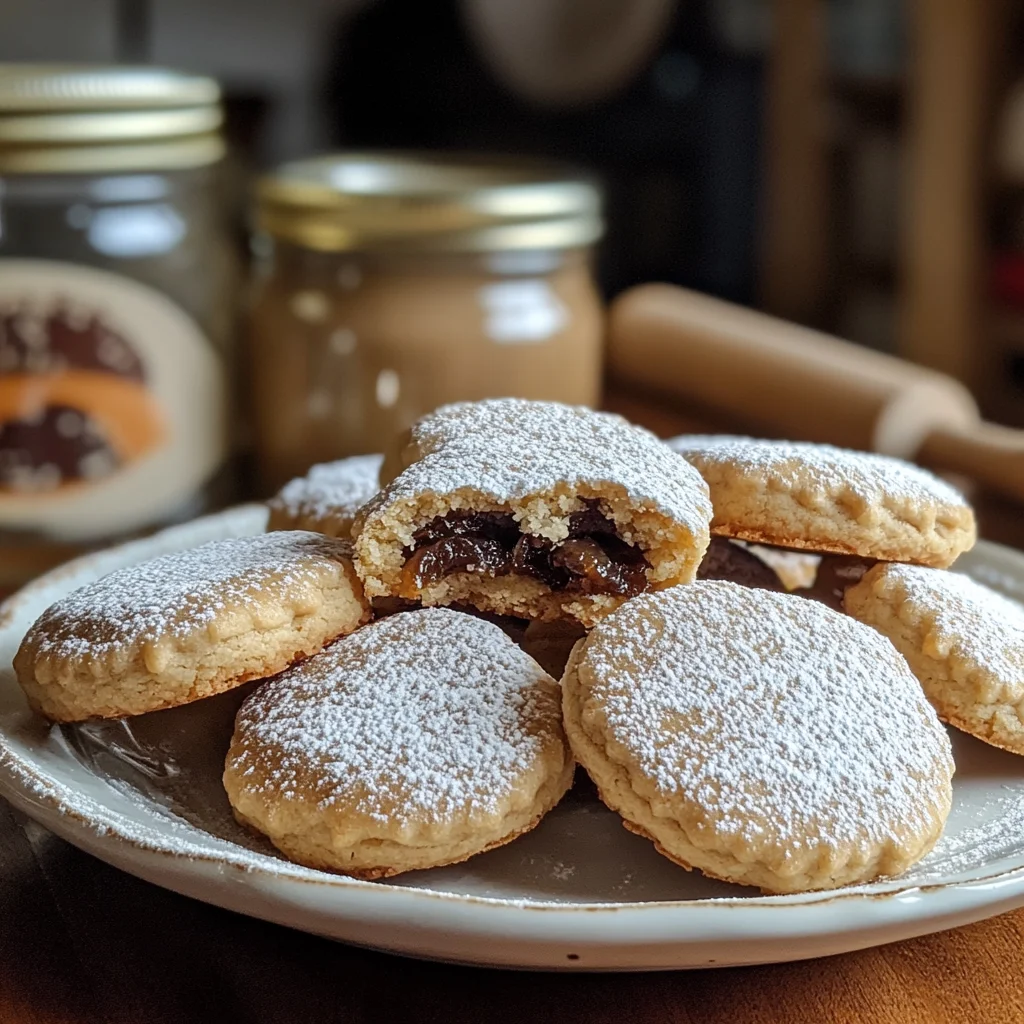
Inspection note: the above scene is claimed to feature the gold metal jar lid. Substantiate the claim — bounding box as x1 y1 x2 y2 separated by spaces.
256 152 604 252
0 64 224 174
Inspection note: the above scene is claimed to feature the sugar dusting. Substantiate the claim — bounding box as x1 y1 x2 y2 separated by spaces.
269 454 382 525
903 793 1024 882
361 399 711 536
228 607 564 827
580 582 954 852
23 531 353 658
868 563 1024 694
666 435 969 510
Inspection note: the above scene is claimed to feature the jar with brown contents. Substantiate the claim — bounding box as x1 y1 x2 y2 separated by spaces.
247 154 604 492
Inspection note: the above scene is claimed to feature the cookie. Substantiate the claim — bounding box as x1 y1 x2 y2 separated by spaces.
15 531 369 722
846 563 1024 755
561 581 953 893
223 607 573 877
666 435 975 568
267 454 382 538
354 399 712 627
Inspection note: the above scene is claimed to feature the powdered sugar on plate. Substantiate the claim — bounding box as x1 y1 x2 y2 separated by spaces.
228 607 565 828
903 792 1024 883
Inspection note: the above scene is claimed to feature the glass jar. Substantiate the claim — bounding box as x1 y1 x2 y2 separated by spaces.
0 66 238 588
248 153 604 492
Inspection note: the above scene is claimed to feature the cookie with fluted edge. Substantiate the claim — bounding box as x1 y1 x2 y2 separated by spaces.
15 532 370 722
666 435 975 568
846 563 1024 755
267 454 382 538
561 581 953 894
223 607 573 878
355 399 712 627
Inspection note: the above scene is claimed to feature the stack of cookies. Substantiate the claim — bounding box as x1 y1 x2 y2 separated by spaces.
15 398 1022 896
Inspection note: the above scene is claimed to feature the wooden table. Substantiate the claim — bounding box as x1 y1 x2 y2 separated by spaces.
4 393 1024 1024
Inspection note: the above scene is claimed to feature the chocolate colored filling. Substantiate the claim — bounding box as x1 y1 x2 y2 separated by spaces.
695 539 878 611
800 554 875 611
697 537 784 591
402 501 650 597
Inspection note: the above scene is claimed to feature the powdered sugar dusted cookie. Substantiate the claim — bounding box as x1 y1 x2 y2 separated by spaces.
267 454 382 538
223 607 572 878
666 435 975 568
562 581 953 893
355 399 712 626
15 532 369 722
846 563 1024 755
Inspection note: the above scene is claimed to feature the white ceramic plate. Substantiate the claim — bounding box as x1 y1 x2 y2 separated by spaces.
3 506 1024 970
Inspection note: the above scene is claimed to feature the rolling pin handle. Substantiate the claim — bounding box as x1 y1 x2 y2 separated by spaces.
920 422 1024 504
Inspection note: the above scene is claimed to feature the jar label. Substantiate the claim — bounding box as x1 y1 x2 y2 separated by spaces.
0 259 227 541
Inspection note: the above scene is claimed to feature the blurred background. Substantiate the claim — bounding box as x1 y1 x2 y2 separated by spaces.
3 0 1024 581
5 0 1022 411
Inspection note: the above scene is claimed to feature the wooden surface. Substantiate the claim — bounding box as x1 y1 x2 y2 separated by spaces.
4 391 1024 1024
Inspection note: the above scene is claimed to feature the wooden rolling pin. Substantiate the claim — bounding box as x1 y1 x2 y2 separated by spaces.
608 283 1024 503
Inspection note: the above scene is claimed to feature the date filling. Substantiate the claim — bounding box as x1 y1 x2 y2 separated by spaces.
696 538 875 608
800 554 874 611
401 500 650 597
696 537 784 591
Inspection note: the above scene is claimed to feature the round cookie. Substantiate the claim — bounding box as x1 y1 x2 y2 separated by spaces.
562 581 954 894
223 607 573 878
846 563 1024 755
667 435 975 568
15 531 369 722
267 454 382 538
